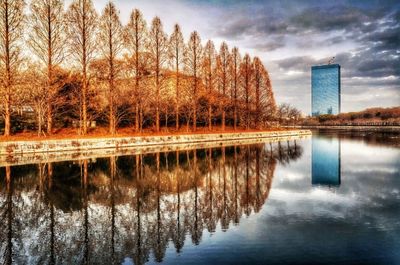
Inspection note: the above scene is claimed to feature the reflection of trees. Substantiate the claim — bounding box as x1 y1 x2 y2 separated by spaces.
0 141 302 264
314 130 400 148
275 140 302 165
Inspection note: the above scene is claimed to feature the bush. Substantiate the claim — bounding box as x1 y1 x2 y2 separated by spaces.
318 114 335 123
363 113 373 119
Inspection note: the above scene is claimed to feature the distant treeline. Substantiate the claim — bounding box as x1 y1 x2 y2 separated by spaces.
0 0 276 136
304 107 400 126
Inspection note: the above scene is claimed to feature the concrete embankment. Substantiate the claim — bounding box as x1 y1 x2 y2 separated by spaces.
0 130 311 167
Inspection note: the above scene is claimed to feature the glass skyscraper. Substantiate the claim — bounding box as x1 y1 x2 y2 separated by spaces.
311 64 341 116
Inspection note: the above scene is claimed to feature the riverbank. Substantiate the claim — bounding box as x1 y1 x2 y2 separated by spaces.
0 130 311 166
284 125 400 132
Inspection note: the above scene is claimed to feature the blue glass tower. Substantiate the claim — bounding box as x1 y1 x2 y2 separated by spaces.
311 64 341 116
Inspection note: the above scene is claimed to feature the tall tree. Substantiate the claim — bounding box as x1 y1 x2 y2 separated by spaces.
169 24 185 130
253 57 263 128
240 54 253 129
202 40 216 130
259 62 277 125
148 16 167 132
125 8 147 132
264 67 277 121
66 0 98 135
0 0 25 136
217 42 230 131
29 0 64 135
230 47 241 130
22 62 47 135
98 1 124 135
186 31 202 131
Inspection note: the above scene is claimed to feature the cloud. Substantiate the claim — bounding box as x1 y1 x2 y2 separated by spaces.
289 6 382 33
62 0 400 113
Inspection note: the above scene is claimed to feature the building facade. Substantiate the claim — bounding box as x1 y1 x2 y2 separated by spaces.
311 64 341 116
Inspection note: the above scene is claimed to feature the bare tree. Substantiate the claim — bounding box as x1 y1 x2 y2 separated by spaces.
278 103 300 125
148 16 167 132
0 0 25 136
65 0 98 135
21 62 46 134
98 1 124 135
0 2 277 136
217 42 230 131
125 8 147 132
29 0 64 135
186 31 202 131
169 24 185 130
263 67 277 123
240 53 253 129
230 47 241 130
202 40 216 130
253 57 263 128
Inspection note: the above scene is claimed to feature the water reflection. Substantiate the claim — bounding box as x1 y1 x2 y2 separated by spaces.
312 137 341 186
0 142 302 265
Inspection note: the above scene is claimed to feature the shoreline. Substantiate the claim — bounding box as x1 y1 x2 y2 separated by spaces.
283 125 400 132
0 130 311 167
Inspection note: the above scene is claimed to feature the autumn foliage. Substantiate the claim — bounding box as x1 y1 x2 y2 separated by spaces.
303 107 400 126
0 0 277 136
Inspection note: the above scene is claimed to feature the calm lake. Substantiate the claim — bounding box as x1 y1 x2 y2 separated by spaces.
1 131 399 265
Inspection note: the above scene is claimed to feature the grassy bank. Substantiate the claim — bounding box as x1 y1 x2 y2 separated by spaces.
0 126 288 142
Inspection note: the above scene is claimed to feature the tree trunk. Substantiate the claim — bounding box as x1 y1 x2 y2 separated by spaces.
175 67 179 130
234 106 237 131
139 108 143 132
4 93 11 136
156 69 160 132
47 101 52 134
175 107 179 130
165 111 168 130
135 103 139 132
193 102 197 131
82 74 88 135
156 106 160 132
222 110 226 131
38 107 42 136
208 105 212 131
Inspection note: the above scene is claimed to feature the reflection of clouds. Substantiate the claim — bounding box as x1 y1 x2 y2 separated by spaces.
1 135 398 264
266 135 400 233
282 172 304 182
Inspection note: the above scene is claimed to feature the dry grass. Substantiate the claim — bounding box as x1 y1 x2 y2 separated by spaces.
0 126 288 142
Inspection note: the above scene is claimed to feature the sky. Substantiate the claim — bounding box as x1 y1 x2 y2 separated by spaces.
67 0 400 114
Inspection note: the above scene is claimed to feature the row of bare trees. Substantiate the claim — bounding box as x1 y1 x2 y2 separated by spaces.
0 0 277 136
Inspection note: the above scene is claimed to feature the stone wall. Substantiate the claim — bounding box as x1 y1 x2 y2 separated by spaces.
0 130 311 166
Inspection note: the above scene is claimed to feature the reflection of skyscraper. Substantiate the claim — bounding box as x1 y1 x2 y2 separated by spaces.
312 137 341 186
311 64 341 116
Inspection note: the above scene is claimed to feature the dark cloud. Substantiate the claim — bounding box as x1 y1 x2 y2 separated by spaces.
216 9 289 40
274 56 321 73
363 25 400 53
274 53 399 82
205 0 400 112
252 36 286 51
289 6 382 33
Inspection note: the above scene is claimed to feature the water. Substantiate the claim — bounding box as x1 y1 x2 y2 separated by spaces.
0 131 399 265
